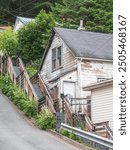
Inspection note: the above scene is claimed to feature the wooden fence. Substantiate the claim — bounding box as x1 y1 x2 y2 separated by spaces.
0 55 56 114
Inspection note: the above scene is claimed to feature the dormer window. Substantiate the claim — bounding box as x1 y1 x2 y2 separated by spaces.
52 46 62 70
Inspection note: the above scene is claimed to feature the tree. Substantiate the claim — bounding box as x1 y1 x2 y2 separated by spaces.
0 29 18 56
17 10 55 64
0 0 62 25
52 0 113 33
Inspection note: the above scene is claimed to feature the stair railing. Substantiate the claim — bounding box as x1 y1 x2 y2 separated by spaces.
62 95 74 125
7 57 17 83
38 73 56 114
104 123 113 139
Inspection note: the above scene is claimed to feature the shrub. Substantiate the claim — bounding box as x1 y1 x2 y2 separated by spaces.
0 75 37 118
35 108 55 130
22 100 37 117
60 129 70 137
60 129 82 143
0 75 55 130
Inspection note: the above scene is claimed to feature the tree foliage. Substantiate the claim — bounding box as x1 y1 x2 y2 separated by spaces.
0 0 61 25
17 10 55 64
0 29 18 55
52 0 113 33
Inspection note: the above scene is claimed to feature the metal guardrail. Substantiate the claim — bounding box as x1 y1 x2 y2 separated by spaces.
60 123 113 149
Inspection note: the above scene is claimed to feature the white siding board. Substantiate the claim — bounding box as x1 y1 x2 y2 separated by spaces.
80 61 113 97
91 85 113 130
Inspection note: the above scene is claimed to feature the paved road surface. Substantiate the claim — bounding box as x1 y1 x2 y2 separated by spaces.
0 93 78 150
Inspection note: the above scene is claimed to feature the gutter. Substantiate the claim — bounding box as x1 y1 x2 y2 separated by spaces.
75 57 113 62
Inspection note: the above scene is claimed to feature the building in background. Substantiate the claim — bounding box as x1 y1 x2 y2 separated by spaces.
14 16 34 31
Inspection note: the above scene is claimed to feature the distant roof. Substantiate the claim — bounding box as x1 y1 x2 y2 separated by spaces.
54 28 113 60
16 16 34 24
0 26 12 32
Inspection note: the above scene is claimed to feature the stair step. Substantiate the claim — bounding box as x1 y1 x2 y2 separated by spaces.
32 84 44 100
96 132 108 138
39 96 46 102
38 100 45 105
94 127 105 131
13 66 21 77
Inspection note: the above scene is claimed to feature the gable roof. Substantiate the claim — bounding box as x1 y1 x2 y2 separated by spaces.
54 28 113 60
14 16 34 31
16 16 34 24
40 27 113 70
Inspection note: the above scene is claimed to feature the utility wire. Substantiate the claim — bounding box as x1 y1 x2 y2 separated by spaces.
19 2 45 16
0 0 37 20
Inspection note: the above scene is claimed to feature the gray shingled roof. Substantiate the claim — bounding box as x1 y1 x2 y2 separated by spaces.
54 28 113 60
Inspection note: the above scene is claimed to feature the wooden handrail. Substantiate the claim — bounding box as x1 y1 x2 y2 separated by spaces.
85 116 94 131
18 58 39 100
38 73 56 114
8 57 17 78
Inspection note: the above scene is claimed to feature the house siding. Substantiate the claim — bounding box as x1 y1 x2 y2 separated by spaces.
81 60 113 97
40 34 76 88
91 84 113 130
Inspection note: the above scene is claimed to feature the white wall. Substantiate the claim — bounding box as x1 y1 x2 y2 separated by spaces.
91 84 113 130
14 20 23 31
81 60 113 98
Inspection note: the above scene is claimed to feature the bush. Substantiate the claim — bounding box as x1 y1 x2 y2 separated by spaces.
0 75 37 118
22 100 37 117
35 109 55 130
0 75 55 130
26 66 37 77
60 129 82 143
60 129 70 137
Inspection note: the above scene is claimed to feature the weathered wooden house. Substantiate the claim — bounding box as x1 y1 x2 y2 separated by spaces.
39 27 113 114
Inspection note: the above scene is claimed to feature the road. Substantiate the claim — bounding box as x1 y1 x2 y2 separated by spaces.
0 93 78 150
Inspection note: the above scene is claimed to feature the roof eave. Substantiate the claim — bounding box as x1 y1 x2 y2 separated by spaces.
83 79 113 91
53 27 77 58
75 56 113 62
39 29 55 71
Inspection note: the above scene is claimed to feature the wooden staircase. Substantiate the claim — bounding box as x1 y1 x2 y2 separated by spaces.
62 95 113 139
31 73 56 114
8 57 47 113
93 121 113 139
32 83 46 112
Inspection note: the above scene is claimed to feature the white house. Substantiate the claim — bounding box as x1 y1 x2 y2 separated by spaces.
14 16 34 31
39 27 113 113
83 79 113 132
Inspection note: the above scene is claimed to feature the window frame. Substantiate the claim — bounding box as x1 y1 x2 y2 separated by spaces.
52 45 62 71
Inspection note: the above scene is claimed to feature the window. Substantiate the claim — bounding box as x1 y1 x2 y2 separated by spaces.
52 48 56 70
57 46 62 67
52 46 62 70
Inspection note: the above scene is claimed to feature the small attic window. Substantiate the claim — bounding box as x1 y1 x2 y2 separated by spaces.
52 46 62 70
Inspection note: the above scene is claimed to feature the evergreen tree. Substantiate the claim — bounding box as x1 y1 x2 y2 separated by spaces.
52 0 113 33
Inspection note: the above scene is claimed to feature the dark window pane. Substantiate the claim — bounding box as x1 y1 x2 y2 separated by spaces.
57 46 62 67
52 48 56 70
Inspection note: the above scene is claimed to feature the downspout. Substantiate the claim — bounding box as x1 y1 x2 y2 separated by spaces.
77 58 82 98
